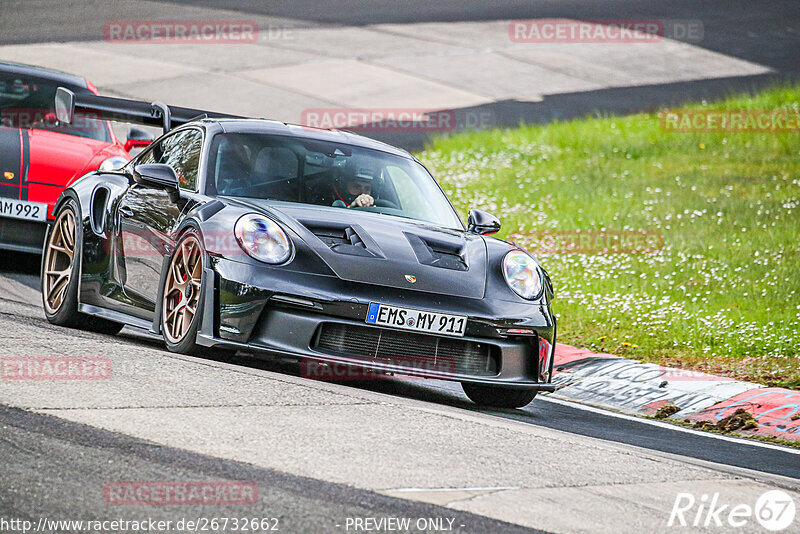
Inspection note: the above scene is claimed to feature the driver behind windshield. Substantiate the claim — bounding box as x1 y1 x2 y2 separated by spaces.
324 168 377 209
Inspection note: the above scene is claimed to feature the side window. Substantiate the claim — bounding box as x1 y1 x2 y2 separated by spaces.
135 129 203 190
159 129 203 191
136 143 159 165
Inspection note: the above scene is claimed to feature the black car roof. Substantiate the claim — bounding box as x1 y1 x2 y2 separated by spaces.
210 119 413 160
0 61 88 88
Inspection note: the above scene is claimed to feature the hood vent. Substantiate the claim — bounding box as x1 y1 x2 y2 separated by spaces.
404 232 468 271
301 220 382 258
265 202 486 298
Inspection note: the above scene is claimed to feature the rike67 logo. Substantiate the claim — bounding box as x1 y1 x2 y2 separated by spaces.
668 490 796 531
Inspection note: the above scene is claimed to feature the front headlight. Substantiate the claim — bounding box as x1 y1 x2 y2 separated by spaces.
502 250 543 300
234 214 292 264
99 156 128 171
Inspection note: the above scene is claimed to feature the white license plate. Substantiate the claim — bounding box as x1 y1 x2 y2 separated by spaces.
0 198 47 222
365 302 467 337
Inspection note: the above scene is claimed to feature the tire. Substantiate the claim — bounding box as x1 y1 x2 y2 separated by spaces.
461 382 537 409
41 200 123 335
161 230 233 360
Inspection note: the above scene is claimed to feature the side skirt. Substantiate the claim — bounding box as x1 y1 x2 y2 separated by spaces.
78 303 156 333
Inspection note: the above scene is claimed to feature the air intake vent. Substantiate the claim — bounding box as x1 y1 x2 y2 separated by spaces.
307 224 351 247
404 233 468 271
301 221 378 257
313 322 499 377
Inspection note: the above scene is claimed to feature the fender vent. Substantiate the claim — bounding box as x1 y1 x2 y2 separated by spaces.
90 186 110 234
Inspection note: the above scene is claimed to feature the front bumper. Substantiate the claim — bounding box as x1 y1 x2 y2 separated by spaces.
0 217 47 254
197 257 557 389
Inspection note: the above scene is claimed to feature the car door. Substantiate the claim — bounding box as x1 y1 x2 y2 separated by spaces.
117 128 203 313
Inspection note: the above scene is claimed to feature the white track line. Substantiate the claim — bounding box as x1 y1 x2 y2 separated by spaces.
387 487 519 493
540 395 800 456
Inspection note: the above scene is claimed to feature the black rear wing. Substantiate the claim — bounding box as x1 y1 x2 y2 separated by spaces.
55 87 243 131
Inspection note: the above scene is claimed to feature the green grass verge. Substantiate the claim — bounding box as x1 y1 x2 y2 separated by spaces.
417 85 800 387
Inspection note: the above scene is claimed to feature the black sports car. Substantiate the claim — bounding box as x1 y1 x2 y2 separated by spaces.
42 88 556 408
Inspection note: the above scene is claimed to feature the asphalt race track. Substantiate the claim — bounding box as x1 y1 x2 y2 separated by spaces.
6 251 800 479
4 256 800 481
0 405 538 534
1 255 799 531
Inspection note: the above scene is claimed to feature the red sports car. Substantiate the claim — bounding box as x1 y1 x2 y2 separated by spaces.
0 62 152 253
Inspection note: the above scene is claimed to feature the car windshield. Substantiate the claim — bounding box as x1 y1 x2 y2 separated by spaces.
206 132 463 229
0 72 111 142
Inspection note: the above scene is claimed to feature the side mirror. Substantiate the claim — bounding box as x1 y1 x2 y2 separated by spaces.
468 209 501 235
54 87 75 124
124 127 154 152
134 163 180 201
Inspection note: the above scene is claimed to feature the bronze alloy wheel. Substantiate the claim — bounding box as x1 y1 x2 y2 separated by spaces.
43 208 76 314
163 235 203 344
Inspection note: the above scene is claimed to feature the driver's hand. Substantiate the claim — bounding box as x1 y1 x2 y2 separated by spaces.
349 194 374 208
